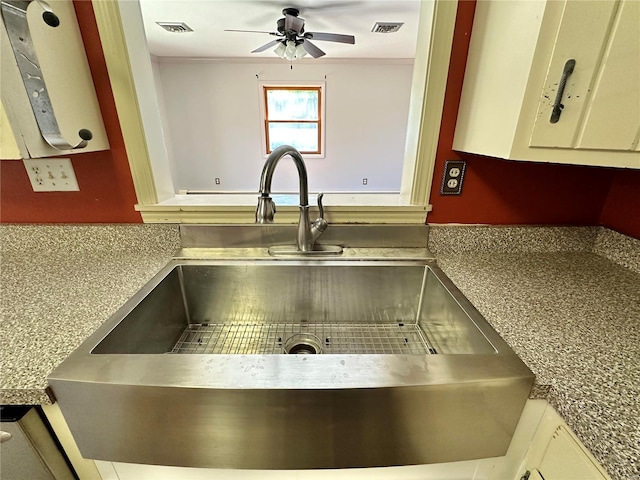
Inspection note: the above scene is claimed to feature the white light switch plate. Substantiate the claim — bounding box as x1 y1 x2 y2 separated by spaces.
23 158 79 192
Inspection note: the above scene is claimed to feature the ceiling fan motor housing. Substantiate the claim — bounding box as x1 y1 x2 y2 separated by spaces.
277 8 304 36
277 19 304 36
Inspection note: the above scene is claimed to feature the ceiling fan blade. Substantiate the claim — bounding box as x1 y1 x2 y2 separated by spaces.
251 39 282 53
224 29 280 36
284 14 305 33
305 32 355 44
301 39 325 58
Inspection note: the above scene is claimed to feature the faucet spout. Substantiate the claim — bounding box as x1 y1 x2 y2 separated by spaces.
255 145 327 252
257 145 309 207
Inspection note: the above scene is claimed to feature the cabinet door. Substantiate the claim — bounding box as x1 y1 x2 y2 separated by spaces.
537 426 609 479
577 0 640 150
529 1 616 148
453 0 639 167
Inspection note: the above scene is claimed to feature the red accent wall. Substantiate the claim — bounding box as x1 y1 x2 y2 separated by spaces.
0 1 141 223
599 169 640 239
428 0 640 239
2 1 637 236
430 153 615 226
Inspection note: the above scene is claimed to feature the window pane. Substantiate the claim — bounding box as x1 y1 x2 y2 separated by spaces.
267 89 319 120
268 122 318 152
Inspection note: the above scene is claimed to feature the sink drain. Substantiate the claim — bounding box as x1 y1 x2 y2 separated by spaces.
283 333 322 355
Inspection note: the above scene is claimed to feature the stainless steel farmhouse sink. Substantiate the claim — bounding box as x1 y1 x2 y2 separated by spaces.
49 255 534 470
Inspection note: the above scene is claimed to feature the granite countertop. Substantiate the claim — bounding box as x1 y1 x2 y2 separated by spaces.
0 225 181 404
428 226 640 480
1 224 638 479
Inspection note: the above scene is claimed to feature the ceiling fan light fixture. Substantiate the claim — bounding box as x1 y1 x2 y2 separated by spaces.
274 41 286 58
295 42 307 59
274 40 306 61
232 8 355 60
285 40 297 59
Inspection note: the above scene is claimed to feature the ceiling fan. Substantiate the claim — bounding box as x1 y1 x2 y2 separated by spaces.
225 7 355 59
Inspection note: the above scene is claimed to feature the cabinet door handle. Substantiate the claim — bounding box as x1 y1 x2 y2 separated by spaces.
550 59 576 123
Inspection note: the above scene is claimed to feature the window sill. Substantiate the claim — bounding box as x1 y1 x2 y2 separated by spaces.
135 193 430 224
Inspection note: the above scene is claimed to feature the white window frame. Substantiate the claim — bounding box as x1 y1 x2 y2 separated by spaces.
259 82 326 159
91 0 457 224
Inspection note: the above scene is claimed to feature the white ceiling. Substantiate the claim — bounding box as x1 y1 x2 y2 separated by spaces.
139 0 423 59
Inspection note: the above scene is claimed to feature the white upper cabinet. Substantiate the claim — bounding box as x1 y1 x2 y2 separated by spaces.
0 101 21 159
454 0 640 169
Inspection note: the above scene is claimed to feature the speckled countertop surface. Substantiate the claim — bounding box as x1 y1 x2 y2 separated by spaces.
429 226 640 480
1 224 638 479
0 225 181 404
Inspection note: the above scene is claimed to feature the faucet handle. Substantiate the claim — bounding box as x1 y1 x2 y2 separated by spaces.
317 193 325 219
311 192 328 239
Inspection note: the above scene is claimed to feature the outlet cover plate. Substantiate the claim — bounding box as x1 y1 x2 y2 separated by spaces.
440 160 466 195
23 158 79 192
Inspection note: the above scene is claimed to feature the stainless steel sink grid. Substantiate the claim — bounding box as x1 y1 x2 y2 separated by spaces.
167 278 436 354
171 322 434 355
49 254 534 471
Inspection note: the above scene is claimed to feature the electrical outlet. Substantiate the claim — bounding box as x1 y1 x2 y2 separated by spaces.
215 178 221 185
23 158 79 192
362 178 368 185
440 160 466 195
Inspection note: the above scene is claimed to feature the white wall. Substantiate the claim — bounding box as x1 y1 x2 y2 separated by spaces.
153 59 413 193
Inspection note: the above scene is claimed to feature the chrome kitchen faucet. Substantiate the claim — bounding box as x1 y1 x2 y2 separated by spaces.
255 145 332 253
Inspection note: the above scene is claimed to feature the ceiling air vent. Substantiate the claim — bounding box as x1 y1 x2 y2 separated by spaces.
156 22 193 33
371 22 404 33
